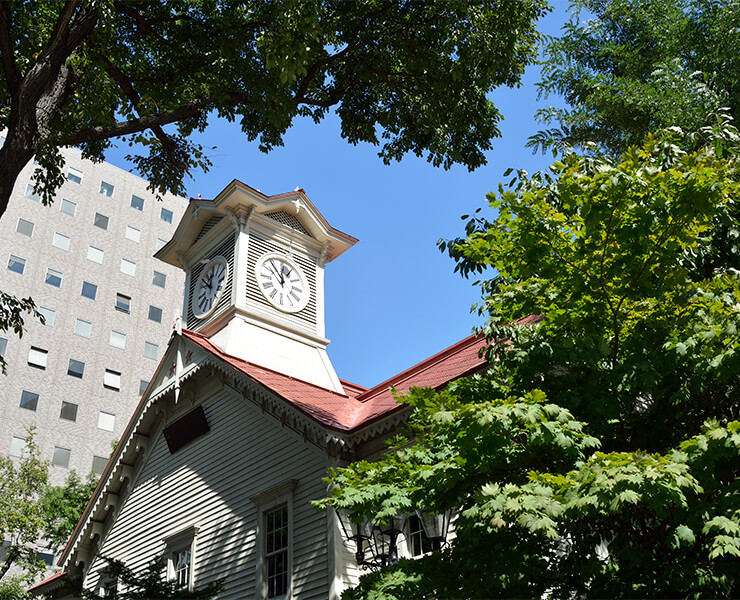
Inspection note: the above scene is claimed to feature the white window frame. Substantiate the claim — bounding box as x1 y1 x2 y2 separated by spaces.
152 271 167 288
103 370 121 391
100 181 114 197
37 306 55 326
160 207 174 224
67 166 83 184
87 246 104 264
143 341 158 360
131 194 144 211
125 225 141 243
45 268 63 287
16 218 34 237
8 254 26 274
28 346 48 369
52 446 71 468
74 318 92 338
163 526 199 592
10 436 28 458
25 183 41 201
109 330 126 350
52 232 70 251
98 410 116 431
120 258 136 276
251 480 297 600
60 198 76 216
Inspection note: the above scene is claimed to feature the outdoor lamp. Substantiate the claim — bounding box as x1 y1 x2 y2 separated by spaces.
416 509 453 550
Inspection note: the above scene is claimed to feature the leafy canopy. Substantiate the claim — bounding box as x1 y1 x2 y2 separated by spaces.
319 121 740 598
530 0 740 155
0 0 548 219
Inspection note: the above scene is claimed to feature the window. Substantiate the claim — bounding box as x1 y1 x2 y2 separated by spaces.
81 281 98 300
156 238 167 251
125 226 141 243
160 208 173 224
37 306 56 326
103 370 121 391
68 359 85 378
0 337 7 358
52 446 71 468
38 553 55 567
131 195 144 211
87 246 104 264
115 293 131 313
100 181 114 197
45 268 63 287
60 401 78 422
28 346 48 369
120 258 136 276
407 514 436 557
16 218 34 237
98 411 116 431
92 455 108 475
52 232 70 251
148 305 163 323
7 255 25 274
10 436 28 458
94 213 109 230
67 166 83 184
139 379 150 396
164 527 197 591
74 318 92 338
25 183 41 201
20 390 39 411
152 271 167 288
60 198 76 216
163 406 210 454
144 342 158 360
253 481 295 600
109 330 126 350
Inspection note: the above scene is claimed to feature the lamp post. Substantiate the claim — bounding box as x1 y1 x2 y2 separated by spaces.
336 509 407 570
415 509 453 550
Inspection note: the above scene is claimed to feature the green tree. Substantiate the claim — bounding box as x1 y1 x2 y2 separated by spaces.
317 123 740 598
40 471 98 554
0 291 38 374
0 428 49 595
0 0 548 220
529 0 740 156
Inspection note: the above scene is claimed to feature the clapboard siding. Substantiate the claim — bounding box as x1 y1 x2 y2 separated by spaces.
87 387 332 599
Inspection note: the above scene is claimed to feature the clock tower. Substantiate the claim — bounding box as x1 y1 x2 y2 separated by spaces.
155 180 357 393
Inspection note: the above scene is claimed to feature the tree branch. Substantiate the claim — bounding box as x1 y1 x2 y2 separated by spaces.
0 2 19 93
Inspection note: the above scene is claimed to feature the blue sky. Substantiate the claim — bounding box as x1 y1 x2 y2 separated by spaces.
105 4 571 388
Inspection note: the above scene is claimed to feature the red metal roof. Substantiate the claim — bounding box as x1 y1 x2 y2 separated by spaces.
182 329 488 432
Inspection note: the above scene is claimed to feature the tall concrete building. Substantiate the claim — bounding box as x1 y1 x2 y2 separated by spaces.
0 143 187 485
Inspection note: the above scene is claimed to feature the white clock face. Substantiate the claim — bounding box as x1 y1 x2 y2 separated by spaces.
193 256 229 319
256 253 309 313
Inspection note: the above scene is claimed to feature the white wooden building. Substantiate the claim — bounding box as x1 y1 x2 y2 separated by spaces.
31 181 486 599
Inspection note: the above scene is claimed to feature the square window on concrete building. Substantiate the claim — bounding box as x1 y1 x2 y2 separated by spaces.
68 358 85 378
152 271 166 288
100 181 114 197
25 183 41 201
0 337 7 357
60 401 78 422
91 455 108 474
98 411 116 431
52 232 70 251
10 436 28 458
94 213 109 230
115 293 131 313
8 254 26 274
20 390 39 411
81 281 98 300
37 306 55 326
131 195 144 211
104 370 121 391
120 259 136 276
87 246 104 264
125 226 141 243
110 330 126 350
160 208 173 224
148 305 163 323
144 342 159 361
74 318 92 338
45 268 62 287
16 218 34 237
156 238 167 251
52 446 71 468
67 167 83 184
60 198 76 216
28 346 48 369
139 379 150 396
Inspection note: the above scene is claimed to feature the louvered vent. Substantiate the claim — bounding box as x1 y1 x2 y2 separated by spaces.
194 216 223 243
247 232 317 330
265 211 310 236
187 235 235 329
